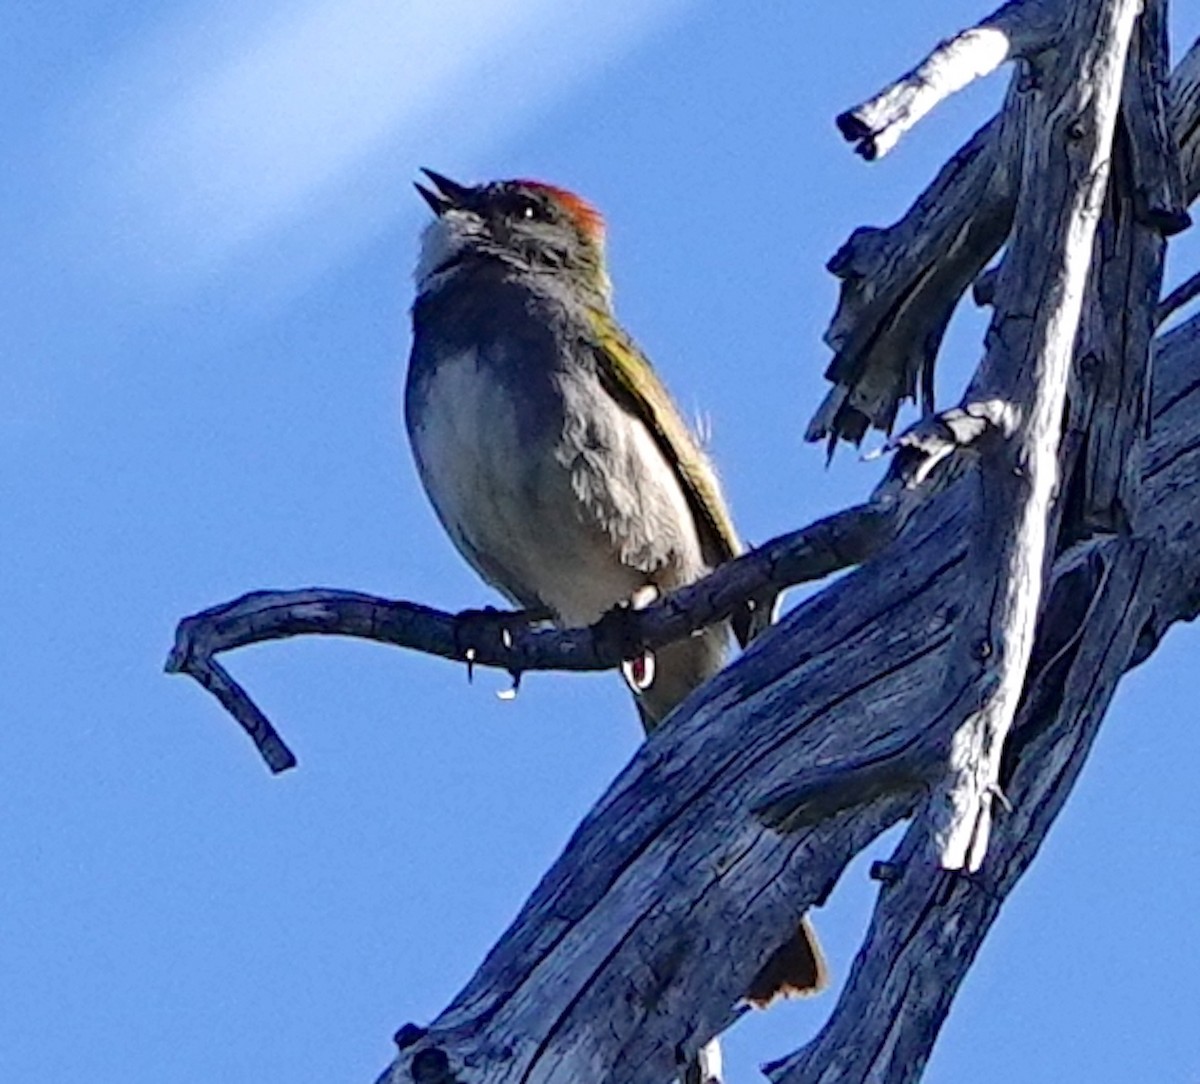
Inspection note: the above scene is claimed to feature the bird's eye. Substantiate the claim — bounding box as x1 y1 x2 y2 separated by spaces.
515 196 545 222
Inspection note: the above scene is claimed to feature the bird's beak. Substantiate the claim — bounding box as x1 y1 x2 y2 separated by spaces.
415 168 472 216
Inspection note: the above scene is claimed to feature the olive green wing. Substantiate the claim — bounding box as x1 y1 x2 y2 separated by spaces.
586 311 771 646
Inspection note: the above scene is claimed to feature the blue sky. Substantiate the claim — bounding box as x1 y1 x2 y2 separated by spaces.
3 2 1199 1082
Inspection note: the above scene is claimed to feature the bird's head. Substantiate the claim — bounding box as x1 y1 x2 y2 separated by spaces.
414 170 611 304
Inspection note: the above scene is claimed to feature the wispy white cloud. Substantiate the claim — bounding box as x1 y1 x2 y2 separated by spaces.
69 0 692 304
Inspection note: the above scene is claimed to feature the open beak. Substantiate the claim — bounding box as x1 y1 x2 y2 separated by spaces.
414 168 472 216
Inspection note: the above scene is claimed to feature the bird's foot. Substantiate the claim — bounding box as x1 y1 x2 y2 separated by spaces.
452 605 549 683
594 587 658 693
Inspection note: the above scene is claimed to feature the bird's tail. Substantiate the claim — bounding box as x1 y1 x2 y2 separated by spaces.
743 915 828 1006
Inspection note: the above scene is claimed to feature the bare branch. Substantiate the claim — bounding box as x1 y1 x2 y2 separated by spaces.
1170 36 1200 203
809 95 1024 445
1146 34 1200 350
174 651 297 774
1062 0 1177 538
1116 3 1190 234
767 536 1156 1084
927 0 1139 872
811 21 1200 449
797 0 1146 869
168 497 932 772
1156 266 1200 325
837 0 1062 160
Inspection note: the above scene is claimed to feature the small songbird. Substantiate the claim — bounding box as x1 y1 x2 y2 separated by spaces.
404 170 825 1005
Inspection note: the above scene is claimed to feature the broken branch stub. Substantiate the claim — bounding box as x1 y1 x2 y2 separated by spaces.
811 23 1200 454
810 0 1067 447
810 93 1024 446
835 0 1061 161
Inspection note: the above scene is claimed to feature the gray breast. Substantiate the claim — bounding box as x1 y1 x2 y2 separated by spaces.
405 282 708 627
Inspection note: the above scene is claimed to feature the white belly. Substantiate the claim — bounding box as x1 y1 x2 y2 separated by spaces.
407 348 708 626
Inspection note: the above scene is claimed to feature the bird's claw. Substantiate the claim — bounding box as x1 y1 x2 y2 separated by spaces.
453 606 500 682
594 588 658 692
452 606 547 684
497 670 523 701
593 599 647 665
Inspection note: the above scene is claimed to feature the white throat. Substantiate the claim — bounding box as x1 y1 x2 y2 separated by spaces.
414 212 480 294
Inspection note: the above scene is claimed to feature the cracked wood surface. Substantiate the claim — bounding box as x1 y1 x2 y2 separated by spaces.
809 31 1200 448
378 305 1200 1082
1064 0 1179 539
375 4 1200 1078
923 0 1140 872
161 4 1200 1080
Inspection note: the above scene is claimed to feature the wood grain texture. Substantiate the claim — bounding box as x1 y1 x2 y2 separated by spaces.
375 4 1200 1078
376 308 1200 1083
163 5 1200 1081
810 27 1200 449
925 0 1139 872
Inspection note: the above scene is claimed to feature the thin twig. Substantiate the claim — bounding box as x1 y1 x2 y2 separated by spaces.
167 499 916 772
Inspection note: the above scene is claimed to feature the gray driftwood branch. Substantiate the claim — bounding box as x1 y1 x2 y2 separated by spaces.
167 490 929 773
835 0 1061 161
367 3 1200 1081
165 2 1200 1080
1156 265 1200 324
377 313 1200 1084
778 0 1146 876
809 22 1198 448
924 0 1138 872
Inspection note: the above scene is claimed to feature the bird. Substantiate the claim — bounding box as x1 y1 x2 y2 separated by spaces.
403 168 827 1016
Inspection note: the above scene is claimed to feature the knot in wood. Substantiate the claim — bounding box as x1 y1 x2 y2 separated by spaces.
411 1046 454 1084
394 1023 428 1051
869 860 902 884
972 638 992 661
1065 117 1088 143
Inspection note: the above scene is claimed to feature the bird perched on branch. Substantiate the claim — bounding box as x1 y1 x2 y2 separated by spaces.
403 169 826 1007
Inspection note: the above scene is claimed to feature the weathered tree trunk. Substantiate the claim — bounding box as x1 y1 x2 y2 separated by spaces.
167 4 1200 1082
372 5 1198 1081
378 318 1200 1084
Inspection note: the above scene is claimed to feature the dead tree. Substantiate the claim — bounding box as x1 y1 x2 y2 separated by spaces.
168 2 1200 1081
